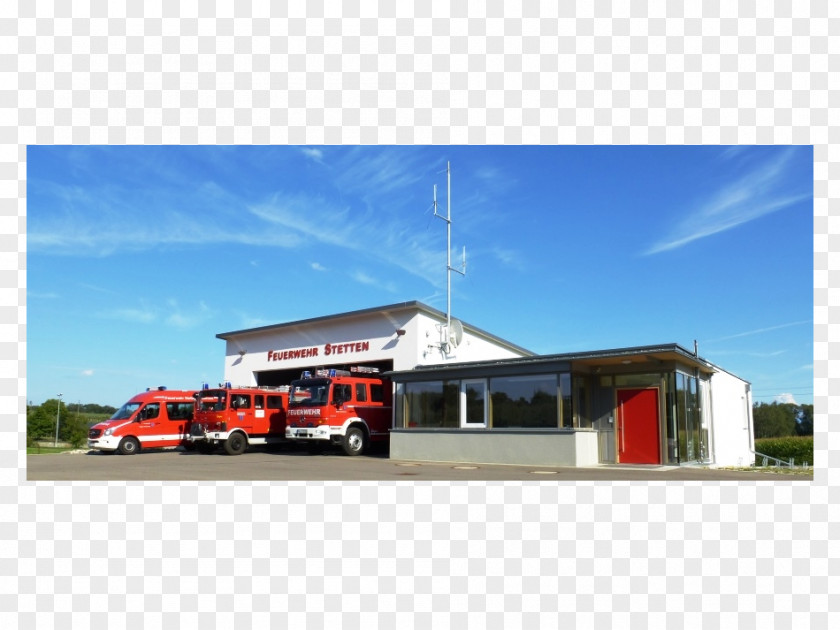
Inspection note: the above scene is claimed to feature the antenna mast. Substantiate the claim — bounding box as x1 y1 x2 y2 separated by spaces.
433 161 466 346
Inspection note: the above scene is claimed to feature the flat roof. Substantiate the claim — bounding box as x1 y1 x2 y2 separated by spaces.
216 300 534 357
386 343 742 381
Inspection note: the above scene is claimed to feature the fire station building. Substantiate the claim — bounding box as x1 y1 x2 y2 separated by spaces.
217 301 755 468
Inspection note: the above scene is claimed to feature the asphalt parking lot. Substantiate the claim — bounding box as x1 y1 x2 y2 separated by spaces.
26 445 812 482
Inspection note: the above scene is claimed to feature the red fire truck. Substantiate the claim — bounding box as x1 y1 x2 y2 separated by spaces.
87 387 197 455
285 367 392 456
189 384 289 455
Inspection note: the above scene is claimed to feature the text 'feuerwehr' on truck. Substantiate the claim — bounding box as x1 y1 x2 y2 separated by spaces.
285 367 392 456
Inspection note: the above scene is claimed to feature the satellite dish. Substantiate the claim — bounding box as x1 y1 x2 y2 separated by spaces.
448 318 464 349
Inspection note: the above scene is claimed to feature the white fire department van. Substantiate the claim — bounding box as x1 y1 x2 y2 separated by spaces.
285 367 392 456
87 387 197 455
189 385 289 455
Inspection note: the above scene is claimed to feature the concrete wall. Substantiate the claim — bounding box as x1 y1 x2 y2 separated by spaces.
410 312 529 366
709 370 754 467
390 429 600 467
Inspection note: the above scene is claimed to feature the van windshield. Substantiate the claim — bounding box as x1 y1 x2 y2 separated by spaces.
110 402 141 420
289 379 330 407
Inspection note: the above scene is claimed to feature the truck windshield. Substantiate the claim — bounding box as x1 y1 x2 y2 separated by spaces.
110 402 141 420
197 390 227 411
289 379 330 407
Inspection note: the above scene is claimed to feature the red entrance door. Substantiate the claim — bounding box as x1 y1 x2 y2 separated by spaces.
617 388 661 464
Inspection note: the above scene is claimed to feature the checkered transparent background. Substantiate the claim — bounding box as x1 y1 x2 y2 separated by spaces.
2 2 837 628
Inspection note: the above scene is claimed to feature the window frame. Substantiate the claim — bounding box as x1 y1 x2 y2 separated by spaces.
460 379 488 428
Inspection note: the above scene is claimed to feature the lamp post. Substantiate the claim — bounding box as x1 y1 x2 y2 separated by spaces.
54 393 63 448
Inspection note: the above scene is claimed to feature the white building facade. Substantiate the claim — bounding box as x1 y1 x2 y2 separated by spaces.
216 302 755 468
216 301 532 392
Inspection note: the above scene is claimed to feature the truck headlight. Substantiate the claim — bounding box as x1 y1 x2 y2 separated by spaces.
104 428 114 436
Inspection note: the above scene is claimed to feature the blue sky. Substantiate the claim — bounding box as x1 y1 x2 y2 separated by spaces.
27 145 813 408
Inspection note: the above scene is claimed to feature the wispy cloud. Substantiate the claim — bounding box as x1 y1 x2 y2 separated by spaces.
490 247 525 271
232 311 275 330
351 271 376 285
28 176 298 255
101 299 212 329
472 164 518 195
28 147 455 289
350 270 397 292
644 147 810 255
105 306 158 324
718 146 751 162
165 300 212 329
248 190 444 286
78 283 118 295
704 348 788 358
300 147 324 163
702 319 812 343
310 262 328 272
332 147 434 200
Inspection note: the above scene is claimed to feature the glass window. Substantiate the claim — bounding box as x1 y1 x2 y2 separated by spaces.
355 383 368 402
198 390 226 411
669 372 707 463
166 402 194 421
370 384 384 403
110 402 141 420
333 384 352 404
254 395 264 409
615 373 660 388
573 376 590 429
142 403 160 420
290 379 329 406
404 381 459 428
267 395 284 410
560 373 572 428
665 374 679 464
676 373 688 462
699 379 711 462
687 375 699 461
675 372 702 462
231 394 251 410
489 375 558 429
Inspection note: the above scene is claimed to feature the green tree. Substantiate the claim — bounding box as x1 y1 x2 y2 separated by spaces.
753 402 797 438
60 413 90 448
26 404 54 441
27 399 101 448
80 403 117 415
796 404 813 436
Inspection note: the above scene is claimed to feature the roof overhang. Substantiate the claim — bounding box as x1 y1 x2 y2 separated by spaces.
386 343 719 382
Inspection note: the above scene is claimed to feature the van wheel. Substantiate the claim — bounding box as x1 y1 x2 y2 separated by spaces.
118 437 140 455
224 433 247 456
342 427 365 456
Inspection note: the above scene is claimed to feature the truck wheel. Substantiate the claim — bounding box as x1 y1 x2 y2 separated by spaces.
118 436 140 455
224 433 247 456
342 427 366 456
